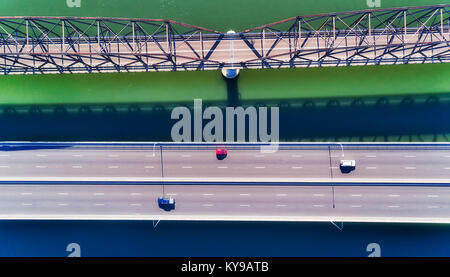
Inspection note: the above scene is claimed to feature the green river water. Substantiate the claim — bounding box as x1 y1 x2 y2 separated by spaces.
0 0 448 142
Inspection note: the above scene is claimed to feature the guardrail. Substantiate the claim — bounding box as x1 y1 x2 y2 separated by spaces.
1 141 450 151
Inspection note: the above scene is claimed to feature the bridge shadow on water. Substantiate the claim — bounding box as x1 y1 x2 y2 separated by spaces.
0 92 448 142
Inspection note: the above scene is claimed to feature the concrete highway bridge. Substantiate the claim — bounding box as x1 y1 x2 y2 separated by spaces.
0 141 449 223
0 5 448 74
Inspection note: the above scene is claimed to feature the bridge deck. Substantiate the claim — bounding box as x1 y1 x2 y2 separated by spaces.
0 5 449 74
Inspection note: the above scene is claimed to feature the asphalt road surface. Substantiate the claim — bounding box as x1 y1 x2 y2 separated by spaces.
0 145 448 183
0 143 449 222
1 184 450 223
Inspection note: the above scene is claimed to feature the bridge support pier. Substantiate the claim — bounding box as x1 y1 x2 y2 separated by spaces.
221 68 240 79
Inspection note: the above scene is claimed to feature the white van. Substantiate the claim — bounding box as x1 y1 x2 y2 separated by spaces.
340 160 356 169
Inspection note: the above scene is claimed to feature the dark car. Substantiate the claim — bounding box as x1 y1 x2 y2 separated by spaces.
158 197 175 211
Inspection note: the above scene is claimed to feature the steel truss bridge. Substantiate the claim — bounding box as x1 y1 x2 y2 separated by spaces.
0 5 449 75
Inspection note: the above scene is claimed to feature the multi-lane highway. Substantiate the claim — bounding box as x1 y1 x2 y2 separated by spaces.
0 142 449 223
2 184 450 223
0 143 449 183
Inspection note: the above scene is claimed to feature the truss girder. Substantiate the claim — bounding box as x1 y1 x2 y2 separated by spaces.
0 5 448 75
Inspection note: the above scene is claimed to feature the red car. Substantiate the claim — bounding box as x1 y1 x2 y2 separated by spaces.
216 148 228 160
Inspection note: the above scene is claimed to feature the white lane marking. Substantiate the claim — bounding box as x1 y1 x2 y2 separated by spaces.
58 192 69 196
182 166 192 169
181 154 191 158
129 203 142 206
291 154 303 158
255 166 266 169
0 165 10 168
388 205 400 208
404 155 416 158
255 155 265 158
72 154 82 157
167 193 177 196
144 166 155 169
35 165 47 168
330 166 339 169
58 203 68 206
427 195 439 198
145 154 155 158
94 203 105 206
291 166 303 169
351 205 362 208
276 194 287 197
365 155 377 158
217 166 228 169
202 193 214 196
239 194 250 196
94 193 105 196
36 154 47 157
202 204 214 207
21 192 32 195
313 205 324 208
443 155 450 158
330 155 339 158
72 165 82 169
313 194 324 197
0 154 10 157
366 166 377 169
108 166 119 169
130 193 142 196
428 206 439 209
444 167 450 170
239 204 250 207
388 194 400 197
22 203 33 206
108 154 119 158
404 167 416 170
351 194 362 197
276 204 287 207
